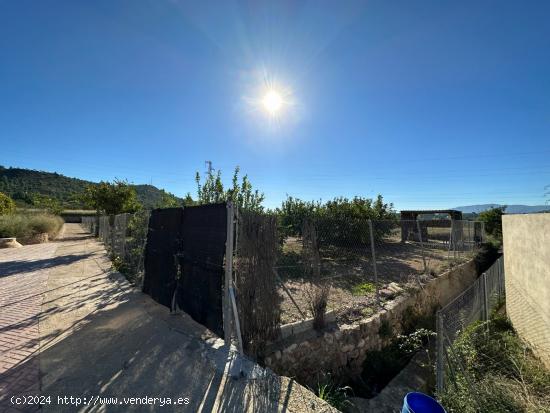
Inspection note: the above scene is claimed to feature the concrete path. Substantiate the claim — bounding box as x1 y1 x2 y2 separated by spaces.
0 243 58 412
1 224 335 413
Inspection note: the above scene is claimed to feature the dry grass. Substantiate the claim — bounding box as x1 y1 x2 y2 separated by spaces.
0 213 64 240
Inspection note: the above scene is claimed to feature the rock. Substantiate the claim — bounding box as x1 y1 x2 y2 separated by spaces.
283 343 297 353
20 232 49 245
388 282 404 294
0 237 22 248
380 288 396 298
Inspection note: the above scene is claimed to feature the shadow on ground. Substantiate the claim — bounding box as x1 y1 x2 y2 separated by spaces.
0 254 93 278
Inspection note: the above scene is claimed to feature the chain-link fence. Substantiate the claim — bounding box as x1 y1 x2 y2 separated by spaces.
81 212 150 284
272 218 485 325
436 255 505 392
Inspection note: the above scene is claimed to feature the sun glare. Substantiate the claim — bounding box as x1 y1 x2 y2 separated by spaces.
262 90 283 115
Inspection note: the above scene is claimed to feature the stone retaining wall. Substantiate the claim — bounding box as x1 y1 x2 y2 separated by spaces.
264 260 477 385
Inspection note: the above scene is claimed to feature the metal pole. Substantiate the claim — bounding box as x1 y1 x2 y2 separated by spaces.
273 268 306 320
466 221 474 251
224 202 235 344
447 220 454 260
368 219 379 308
416 220 427 273
229 286 244 356
436 311 445 392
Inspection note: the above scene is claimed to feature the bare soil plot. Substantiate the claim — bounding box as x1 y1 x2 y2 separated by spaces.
276 233 473 324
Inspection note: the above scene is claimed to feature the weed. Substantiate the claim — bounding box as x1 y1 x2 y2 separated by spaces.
438 313 550 412
305 281 330 330
313 375 353 410
352 281 376 296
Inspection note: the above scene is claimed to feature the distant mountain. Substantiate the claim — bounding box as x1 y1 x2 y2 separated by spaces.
454 204 550 214
0 165 183 209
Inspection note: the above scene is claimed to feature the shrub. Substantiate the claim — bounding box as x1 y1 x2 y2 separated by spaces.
0 213 63 239
478 206 506 243
313 375 352 410
356 328 436 398
0 192 16 215
277 195 398 247
438 313 550 412
474 243 500 275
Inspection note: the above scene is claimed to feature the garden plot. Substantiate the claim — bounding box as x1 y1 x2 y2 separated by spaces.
276 231 473 324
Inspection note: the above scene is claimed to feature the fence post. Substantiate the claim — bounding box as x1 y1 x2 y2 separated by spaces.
416 220 427 273
436 310 444 393
447 220 454 260
224 202 235 345
482 272 489 323
368 219 379 308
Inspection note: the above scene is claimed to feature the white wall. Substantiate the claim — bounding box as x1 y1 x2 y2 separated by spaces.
503 213 550 368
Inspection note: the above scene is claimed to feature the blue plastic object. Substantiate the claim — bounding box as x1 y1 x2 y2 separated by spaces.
402 392 446 413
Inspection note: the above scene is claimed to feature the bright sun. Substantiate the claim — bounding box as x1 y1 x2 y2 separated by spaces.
262 90 283 115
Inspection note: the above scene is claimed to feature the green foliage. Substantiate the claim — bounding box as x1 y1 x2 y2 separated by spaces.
352 281 376 296
478 206 506 242
155 189 181 208
0 213 63 239
473 242 501 275
0 165 182 209
356 328 435 398
195 166 265 211
0 192 16 215
32 194 63 215
81 180 142 215
277 195 398 246
313 376 353 410
438 314 550 412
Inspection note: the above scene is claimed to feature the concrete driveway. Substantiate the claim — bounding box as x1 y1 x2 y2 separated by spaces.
1 224 335 413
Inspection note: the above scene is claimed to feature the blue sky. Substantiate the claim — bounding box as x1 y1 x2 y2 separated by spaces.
1 0 549 209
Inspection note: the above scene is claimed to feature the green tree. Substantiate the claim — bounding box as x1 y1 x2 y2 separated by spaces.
195 166 265 211
81 180 142 215
32 194 63 215
277 195 398 246
0 192 16 215
156 190 180 208
478 206 506 241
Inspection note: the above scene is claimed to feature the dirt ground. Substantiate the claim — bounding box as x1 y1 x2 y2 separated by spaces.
276 233 475 324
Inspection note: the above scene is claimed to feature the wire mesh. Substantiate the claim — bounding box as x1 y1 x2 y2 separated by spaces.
273 218 485 326
81 211 150 285
436 256 505 391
